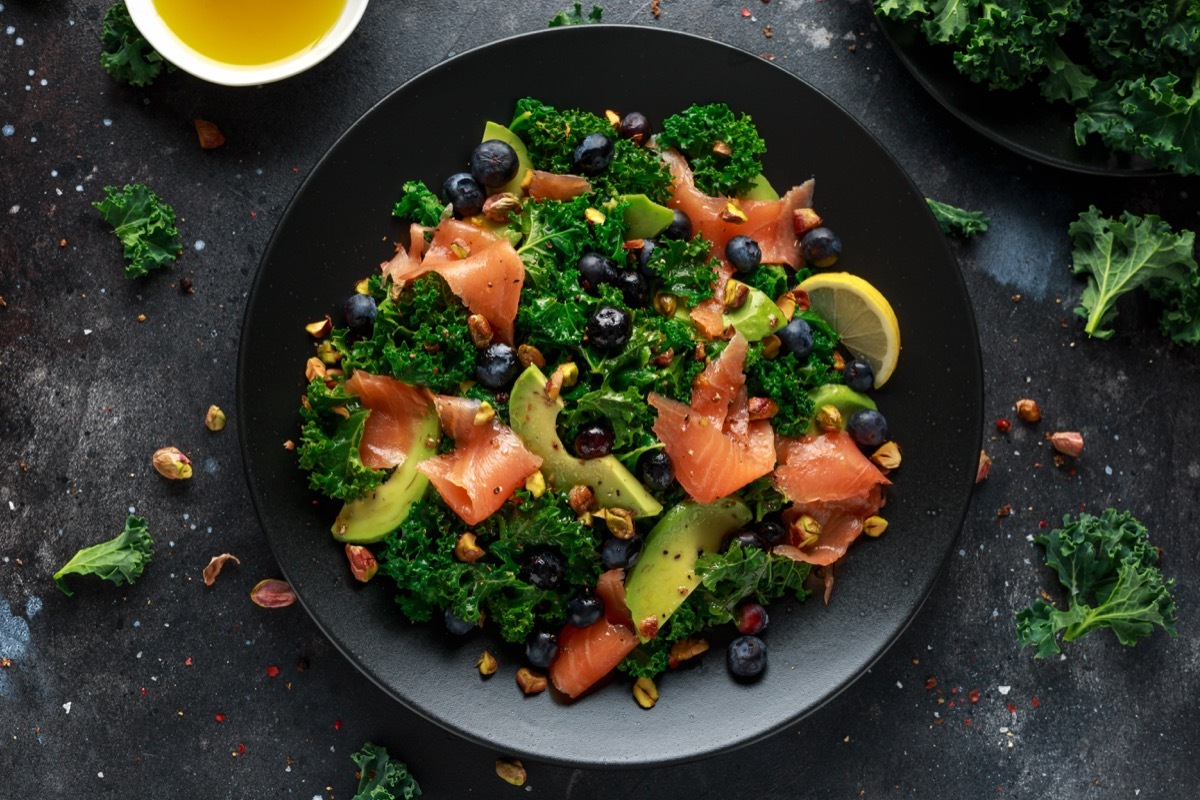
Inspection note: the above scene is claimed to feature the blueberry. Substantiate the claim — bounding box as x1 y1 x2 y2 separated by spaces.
639 451 675 492
601 534 642 570
476 342 520 389
586 306 632 354
735 601 769 636
469 139 519 188
661 209 692 241
442 172 485 217
847 408 889 449
526 630 559 668
616 270 649 308
726 530 767 552
618 111 651 144
523 548 567 590
572 133 615 176
574 422 614 459
843 357 875 392
777 317 815 359
578 252 618 294
565 591 605 628
725 235 762 274
634 238 658 278
756 518 788 548
801 227 842 268
727 635 767 679
344 293 377 333
443 608 475 636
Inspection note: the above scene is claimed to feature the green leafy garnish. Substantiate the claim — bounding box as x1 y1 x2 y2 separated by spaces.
548 3 604 26
391 180 447 228
350 742 421 800
1068 206 1197 338
1016 508 1177 658
926 197 990 237
93 184 183 279
744 311 839 437
658 103 768 197
297 378 386 502
54 515 154 596
100 2 172 87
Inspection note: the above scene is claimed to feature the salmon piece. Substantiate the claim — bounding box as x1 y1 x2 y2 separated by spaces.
771 431 891 506
662 148 814 268
648 333 775 503
416 396 542 525
525 170 591 201
344 371 435 470
382 218 525 344
550 569 638 700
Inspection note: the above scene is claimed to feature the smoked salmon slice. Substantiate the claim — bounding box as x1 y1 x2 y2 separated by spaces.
662 148 814 269
648 333 775 504
549 570 638 699
344 371 435 470
382 219 525 344
416 395 542 525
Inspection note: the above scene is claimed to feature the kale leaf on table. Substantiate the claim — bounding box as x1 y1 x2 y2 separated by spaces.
1016 509 1177 658
926 197 990 238
54 515 154 596
100 2 173 87
350 742 421 800
548 3 603 27
1067 206 1197 339
657 103 768 197
93 184 182 279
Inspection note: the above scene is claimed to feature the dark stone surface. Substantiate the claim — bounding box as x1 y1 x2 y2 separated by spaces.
2 1 1198 797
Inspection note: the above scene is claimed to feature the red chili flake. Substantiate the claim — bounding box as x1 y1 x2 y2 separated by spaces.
924 677 938 689
141 687 147 696
215 713 226 722
185 657 193 666
250 211 257 218
333 719 342 731
968 688 981 703
238 743 246 755
1031 696 1040 708
947 700 955 708
1039 520 1048 528
995 418 1011 433
950 687 958 694
1006 703 1016 713
965 718 972 726
266 665 281 677
741 7 751 16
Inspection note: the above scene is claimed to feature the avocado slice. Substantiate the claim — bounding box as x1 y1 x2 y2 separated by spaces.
331 410 442 544
741 173 779 201
624 497 752 641
620 194 675 239
509 365 662 518
805 384 877 434
723 286 787 342
481 121 532 196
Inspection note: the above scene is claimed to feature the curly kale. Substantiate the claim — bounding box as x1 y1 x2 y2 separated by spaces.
1016 508 1177 657
298 378 386 502
349 742 421 800
100 2 172 87
93 184 182 279
657 103 768 197
744 310 839 437
548 3 603 26
642 236 721 308
391 180 447 227
926 197 990 237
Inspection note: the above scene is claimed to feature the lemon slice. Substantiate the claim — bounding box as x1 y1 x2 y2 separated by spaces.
797 272 901 388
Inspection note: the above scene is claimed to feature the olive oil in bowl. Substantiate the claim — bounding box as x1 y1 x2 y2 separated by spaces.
152 0 347 66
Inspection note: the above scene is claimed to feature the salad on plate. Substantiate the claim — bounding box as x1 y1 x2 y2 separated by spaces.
295 97 902 703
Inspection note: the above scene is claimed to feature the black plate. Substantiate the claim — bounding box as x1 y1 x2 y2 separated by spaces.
874 13 1167 176
238 25 982 768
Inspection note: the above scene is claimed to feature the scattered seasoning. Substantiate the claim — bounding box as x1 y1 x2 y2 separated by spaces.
1031 696 1040 708
266 665 280 677
333 719 342 731
185 657 193 666
997 504 1012 518
282 440 296 451
237 743 245 755
214 713 226 722
1006 703 1016 713
924 677 938 689
0 657 12 668
650 0 661 17
968 688 980 703
996 418 1012 433
180 277 194 294
764 24 773 38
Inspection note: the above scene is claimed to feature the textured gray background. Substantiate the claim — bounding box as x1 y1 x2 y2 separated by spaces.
2 1 1198 797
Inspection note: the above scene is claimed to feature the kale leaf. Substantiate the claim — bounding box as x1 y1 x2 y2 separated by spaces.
548 3 603 26
743 310 838 437
391 180 447 228
93 184 182 279
1068 206 1197 339
100 2 172 87
54 515 153 596
748 264 792 299
350 742 421 800
657 103 768 197
298 378 386 502
1016 508 1177 657
643 236 721 308
1149 260 1200 344
926 197 990 238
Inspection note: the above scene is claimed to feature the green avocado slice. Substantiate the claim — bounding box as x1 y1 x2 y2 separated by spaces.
741 173 779 201
624 497 752 641
620 194 675 239
723 285 787 342
509 365 662 518
805 384 876 434
331 410 442 544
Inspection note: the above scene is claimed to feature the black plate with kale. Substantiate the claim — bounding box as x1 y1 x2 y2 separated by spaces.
237 25 982 767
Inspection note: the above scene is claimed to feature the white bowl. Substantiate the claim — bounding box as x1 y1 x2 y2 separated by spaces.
125 0 370 87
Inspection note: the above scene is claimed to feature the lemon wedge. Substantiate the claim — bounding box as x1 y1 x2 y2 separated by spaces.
797 272 901 388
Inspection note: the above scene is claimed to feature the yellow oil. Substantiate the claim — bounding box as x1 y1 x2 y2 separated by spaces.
153 0 346 67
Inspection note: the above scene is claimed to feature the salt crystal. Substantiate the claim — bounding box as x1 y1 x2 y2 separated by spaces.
63 702 72 713
896 681 903 689
998 685 1011 695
